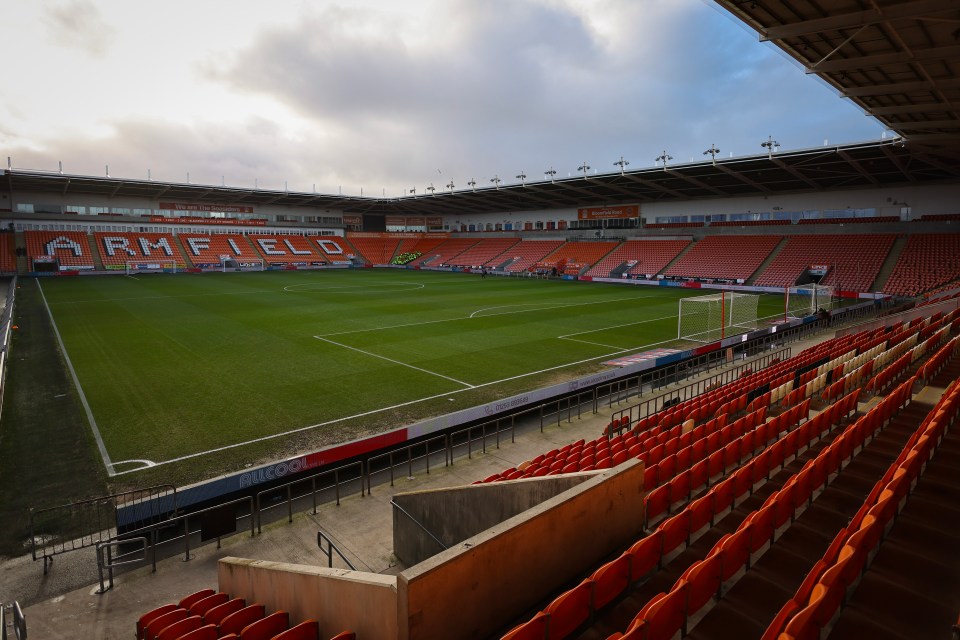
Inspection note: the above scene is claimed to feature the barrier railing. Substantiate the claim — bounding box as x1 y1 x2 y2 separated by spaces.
317 530 357 570
0 276 18 426
29 484 176 573
255 460 364 534
1 602 26 640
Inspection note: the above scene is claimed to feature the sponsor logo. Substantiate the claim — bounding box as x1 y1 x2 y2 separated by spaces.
484 395 529 415
238 456 310 488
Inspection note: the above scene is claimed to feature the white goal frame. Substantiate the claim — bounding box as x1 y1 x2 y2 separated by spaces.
786 284 835 319
125 260 178 275
678 291 760 343
220 257 265 272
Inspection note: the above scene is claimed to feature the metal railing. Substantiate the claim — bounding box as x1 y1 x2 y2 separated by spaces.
316 530 356 570
365 434 449 494
1 602 26 640
608 348 791 428
390 499 448 554
255 460 364 534
95 537 148 594
29 484 176 573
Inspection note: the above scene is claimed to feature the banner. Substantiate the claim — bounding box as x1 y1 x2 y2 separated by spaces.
159 202 255 214
385 216 406 226
150 216 266 226
578 204 639 220
426 216 443 227
342 214 362 225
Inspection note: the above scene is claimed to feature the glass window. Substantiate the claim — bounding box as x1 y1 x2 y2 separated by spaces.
16 203 34 213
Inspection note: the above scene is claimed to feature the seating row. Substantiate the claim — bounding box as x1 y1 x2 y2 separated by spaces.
136 589 353 640
771 372 958 639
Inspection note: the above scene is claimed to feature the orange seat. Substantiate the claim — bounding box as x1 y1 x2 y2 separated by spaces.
544 579 593 639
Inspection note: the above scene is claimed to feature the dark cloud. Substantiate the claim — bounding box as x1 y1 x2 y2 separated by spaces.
42 0 116 57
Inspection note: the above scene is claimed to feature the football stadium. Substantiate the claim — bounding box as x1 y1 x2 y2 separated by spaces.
1 1 960 639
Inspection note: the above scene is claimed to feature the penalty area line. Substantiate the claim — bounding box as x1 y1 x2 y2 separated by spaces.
313 336 476 389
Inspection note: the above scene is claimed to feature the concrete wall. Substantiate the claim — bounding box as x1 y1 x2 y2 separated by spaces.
398 459 645 640
218 557 399 640
393 472 596 567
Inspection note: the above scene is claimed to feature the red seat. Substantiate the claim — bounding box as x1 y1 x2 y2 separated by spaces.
157 616 203 640
626 531 663 581
189 592 230 618
143 610 189 640
174 625 219 640
544 579 593 639
500 610 548 640
239 610 289 640
718 525 751 578
678 552 722 623
592 554 632 610
137 604 180 640
203 598 246 626
219 604 266 638
645 484 671 525
271 620 321 640
326 632 356 640
637 581 688 640
658 511 691 556
688 493 714 534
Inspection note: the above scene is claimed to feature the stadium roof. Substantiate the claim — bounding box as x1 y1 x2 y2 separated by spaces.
3 1 959 219
3 139 959 217
714 0 960 152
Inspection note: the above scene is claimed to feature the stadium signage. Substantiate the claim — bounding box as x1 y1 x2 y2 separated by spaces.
149 216 267 226
238 456 310 488
159 202 255 214
342 215 362 225
578 204 639 220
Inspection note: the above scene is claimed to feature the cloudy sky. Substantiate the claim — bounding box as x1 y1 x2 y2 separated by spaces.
1 0 884 197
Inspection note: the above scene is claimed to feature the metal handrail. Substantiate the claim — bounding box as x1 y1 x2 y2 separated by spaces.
316 530 357 570
96 536 148 593
254 460 364 534
390 499 448 552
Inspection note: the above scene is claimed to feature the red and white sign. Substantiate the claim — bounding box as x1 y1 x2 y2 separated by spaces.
150 216 266 226
342 214 362 225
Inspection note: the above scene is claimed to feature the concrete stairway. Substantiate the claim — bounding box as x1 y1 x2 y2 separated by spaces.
747 236 790 285
870 234 908 292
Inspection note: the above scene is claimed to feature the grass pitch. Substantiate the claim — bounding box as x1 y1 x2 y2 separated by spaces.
30 270 788 482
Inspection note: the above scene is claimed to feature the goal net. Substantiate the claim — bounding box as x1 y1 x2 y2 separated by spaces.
220 257 265 272
125 261 178 275
678 292 760 343
786 284 835 319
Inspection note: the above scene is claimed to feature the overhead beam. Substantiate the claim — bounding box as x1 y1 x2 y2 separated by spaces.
664 169 727 197
868 102 954 115
620 173 685 198
842 77 960 97
713 163 773 194
807 44 960 74
892 119 960 131
880 145 917 182
770 157 820 190
759 0 956 41
837 150 880 185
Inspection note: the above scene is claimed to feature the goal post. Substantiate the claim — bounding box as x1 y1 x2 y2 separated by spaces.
220 257 265 272
786 284 835 319
125 260 178 275
678 291 760 343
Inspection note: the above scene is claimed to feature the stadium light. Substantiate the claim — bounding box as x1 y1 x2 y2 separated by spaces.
490 175 501 189
427 183 436 196
446 181 455 192
614 156 629 175
468 178 476 191
761 135 779 158
545 167 557 183
655 151 672 169
703 144 720 165
578 162 591 178
409 187 416 195
516 171 526 186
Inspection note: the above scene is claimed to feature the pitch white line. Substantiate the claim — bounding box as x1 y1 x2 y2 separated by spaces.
111 333 681 476
36 279 116 475
314 336 476 388
319 293 667 338
49 289 277 305
557 314 677 339
562 337 625 349
283 281 426 293
468 294 661 319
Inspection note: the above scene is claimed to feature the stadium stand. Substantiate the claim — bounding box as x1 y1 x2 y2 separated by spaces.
0 233 16 273
394 236 447 262
645 222 705 229
664 235 782 281
25 230 97 270
540 241 618 275
448 238 520 268
882 233 960 297
93 232 187 269
584 239 691 278
345 236 400 265
407 238 479 267
179 234 261 266
248 234 321 264
501 239 566 272
754 234 896 292
308 236 353 264
920 213 960 222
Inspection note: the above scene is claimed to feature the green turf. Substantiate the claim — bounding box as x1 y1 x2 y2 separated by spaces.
34 270 789 477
